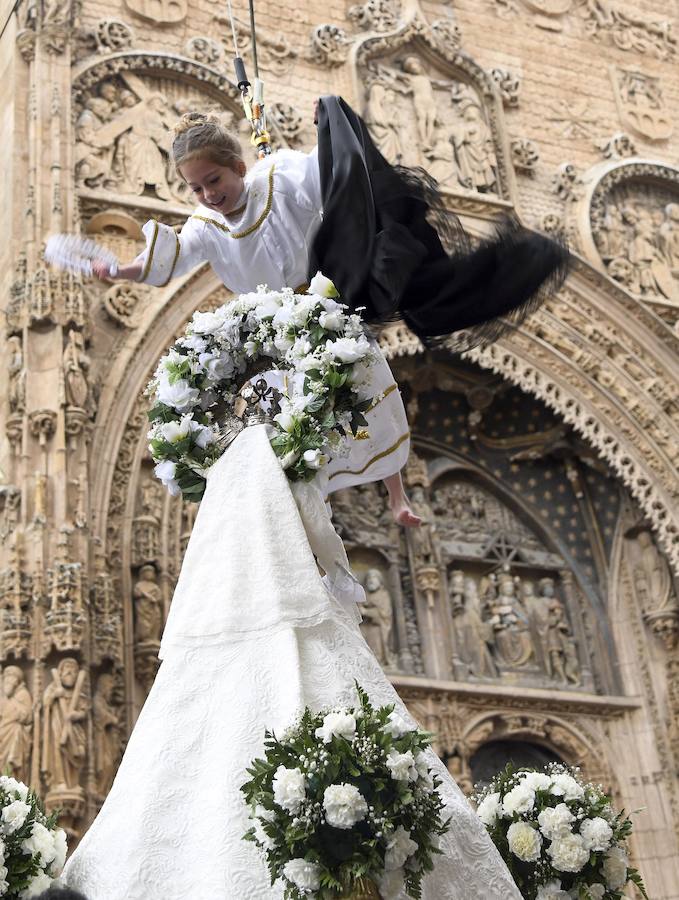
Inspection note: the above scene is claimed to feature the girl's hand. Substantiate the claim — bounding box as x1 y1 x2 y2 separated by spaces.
92 259 115 282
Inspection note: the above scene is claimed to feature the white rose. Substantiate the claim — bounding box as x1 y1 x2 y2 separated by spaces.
283 858 322 892
383 710 414 739
315 711 357 744
579 817 613 852
0 777 28 802
538 803 575 840
535 880 571 900
272 306 294 328
521 772 553 792
1 799 30 834
290 297 319 327
157 376 199 412
160 417 191 443
378 867 405 900
272 766 306 815
19 870 52 899
302 448 327 470
198 351 234 382
154 460 181 497
319 310 345 331
386 748 417 782
551 773 584 802
325 336 370 364
48 828 67 876
323 783 368 829
502 783 536 817
477 792 502 827
507 821 542 862
254 295 282 319
21 821 57 866
602 846 628 890
309 271 339 299
384 825 419 870
548 833 590 873
189 420 217 449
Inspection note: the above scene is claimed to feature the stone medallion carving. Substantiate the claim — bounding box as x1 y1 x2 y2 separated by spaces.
588 162 679 308
124 0 186 25
610 67 673 142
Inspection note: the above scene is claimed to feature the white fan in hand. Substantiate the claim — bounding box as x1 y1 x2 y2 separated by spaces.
44 234 119 278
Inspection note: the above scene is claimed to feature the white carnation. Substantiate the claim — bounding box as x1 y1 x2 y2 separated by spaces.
477 791 502 827
290 297 318 327
548 832 590 873
190 310 223 334
272 766 306 815
386 748 417 782
283 858 322 892
48 828 67 876
319 310 344 331
1 799 30 834
584 885 605 900
384 825 419 870
579 817 613 852
254 295 282 320
315 711 357 744
550 773 584 802
19 871 52 899
535 880 571 900
602 846 628 890
502 783 536 817
0 777 28 801
21 821 57 866
323 783 368 829
157 376 200 412
325 336 370 364
378 867 405 900
383 710 414 739
507 821 542 862
309 271 339 299
521 772 553 792
537 803 575 840
178 333 207 353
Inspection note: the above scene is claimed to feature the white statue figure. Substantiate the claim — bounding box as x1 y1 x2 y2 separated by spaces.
360 569 397 668
0 666 32 782
41 657 87 790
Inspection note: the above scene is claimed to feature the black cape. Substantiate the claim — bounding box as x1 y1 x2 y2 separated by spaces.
309 96 569 348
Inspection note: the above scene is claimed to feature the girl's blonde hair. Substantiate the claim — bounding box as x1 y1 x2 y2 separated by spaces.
171 112 243 171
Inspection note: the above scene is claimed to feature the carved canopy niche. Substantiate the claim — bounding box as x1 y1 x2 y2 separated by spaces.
578 159 679 315
354 19 515 214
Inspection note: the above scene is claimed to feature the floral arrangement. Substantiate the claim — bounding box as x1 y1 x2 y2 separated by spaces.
146 274 376 501
241 684 450 899
474 763 647 900
0 775 67 898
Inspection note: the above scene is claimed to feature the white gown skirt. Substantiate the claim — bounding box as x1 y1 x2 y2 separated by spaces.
61 427 521 900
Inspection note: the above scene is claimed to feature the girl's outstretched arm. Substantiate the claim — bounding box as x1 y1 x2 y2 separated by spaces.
92 259 143 282
384 470 421 528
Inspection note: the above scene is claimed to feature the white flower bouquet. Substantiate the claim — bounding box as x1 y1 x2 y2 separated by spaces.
146 275 377 501
241 684 450 899
0 775 67 898
474 764 647 900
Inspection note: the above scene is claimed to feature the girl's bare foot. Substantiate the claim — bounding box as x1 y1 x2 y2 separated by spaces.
390 499 421 528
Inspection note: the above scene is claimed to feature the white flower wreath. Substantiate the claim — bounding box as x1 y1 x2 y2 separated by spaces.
146 275 377 501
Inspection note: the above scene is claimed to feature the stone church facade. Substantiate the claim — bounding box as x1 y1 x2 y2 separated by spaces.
1 0 678 894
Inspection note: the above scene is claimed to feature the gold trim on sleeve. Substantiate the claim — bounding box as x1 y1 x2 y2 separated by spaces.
190 164 275 240
158 231 181 288
367 382 398 412
140 220 159 283
328 431 410 481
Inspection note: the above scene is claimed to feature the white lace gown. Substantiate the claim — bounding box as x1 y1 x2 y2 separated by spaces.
61 426 521 900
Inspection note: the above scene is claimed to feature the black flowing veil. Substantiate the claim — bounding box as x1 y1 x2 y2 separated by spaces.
309 96 569 350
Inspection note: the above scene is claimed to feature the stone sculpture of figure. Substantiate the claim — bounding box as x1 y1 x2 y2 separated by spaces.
544 599 580 685
660 203 679 270
133 564 163 644
600 205 627 261
626 210 677 301
452 99 497 193
0 667 32 782
523 578 550 669
452 576 497 678
425 129 456 187
63 330 90 409
8 336 25 414
489 573 534 668
409 486 437 566
75 101 115 188
400 56 437 151
359 569 396 668
93 673 121 796
112 92 173 201
364 80 404 163
635 529 673 611
41 657 88 790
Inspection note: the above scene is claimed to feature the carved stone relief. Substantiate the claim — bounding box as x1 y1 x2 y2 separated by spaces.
309 24 350 66
590 169 679 307
610 67 673 142
124 0 186 25
348 0 402 33
511 137 539 174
